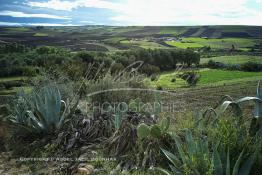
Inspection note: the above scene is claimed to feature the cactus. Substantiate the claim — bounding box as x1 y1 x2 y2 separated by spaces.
137 117 170 139
137 123 151 139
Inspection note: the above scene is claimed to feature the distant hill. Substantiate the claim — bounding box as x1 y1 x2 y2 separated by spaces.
111 26 262 38
0 25 262 51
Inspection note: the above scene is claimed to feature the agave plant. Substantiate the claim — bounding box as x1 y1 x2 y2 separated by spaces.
159 130 213 175
250 81 262 136
212 147 259 175
200 81 262 136
9 85 70 136
160 132 259 175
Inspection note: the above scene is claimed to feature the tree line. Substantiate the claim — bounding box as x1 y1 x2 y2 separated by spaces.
0 43 200 77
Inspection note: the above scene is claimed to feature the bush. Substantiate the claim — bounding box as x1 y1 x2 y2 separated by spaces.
141 64 160 76
3 80 25 90
111 63 124 74
156 86 163 90
36 46 56 55
22 66 37 77
171 78 176 83
179 71 200 86
240 61 262 72
150 74 158 81
207 60 225 69
85 73 149 106
74 51 94 63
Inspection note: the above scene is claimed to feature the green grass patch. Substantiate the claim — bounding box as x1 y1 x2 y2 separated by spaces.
201 55 262 64
145 69 262 90
159 27 187 35
165 37 260 49
199 69 262 85
5 27 30 32
34 33 48 37
145 71 187 89
165 41 203 49
0 76 26 82
121 39 167 49
182 37 258 49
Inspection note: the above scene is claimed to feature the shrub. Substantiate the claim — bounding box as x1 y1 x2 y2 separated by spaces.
141 64 160 76
74 51 94 63
207 60 225 69
22 66 37 77
111 62 124 74
151 74 158 81
36 46 56 55
157 86 163 90
240 61 262 72
85 73 149 105
179 71 200 86
170 78 176 83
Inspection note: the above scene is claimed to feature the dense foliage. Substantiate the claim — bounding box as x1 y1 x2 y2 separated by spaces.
0 43 200 78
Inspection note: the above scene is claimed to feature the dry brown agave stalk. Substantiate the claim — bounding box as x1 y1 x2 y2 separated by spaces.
104 111 157 170
56 112 114 151
136 132 174 169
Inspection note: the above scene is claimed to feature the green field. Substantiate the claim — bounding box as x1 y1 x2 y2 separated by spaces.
201 55 262 64
121 39 167 49
0 76 26 82
165 41 203 49
165 37 259 49
159 26 187 35
146 69 262 89
34 33 48 37
5 27 31 32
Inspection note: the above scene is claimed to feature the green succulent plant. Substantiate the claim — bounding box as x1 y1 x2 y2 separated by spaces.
137 117 170 140
200 81 262 136
159 130 213 175
212 146 259 175
159 130 259 175
9 85 70 136
250 81 262 136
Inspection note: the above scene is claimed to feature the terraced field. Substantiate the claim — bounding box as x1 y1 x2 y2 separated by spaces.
120 39 167 49
165 37 260 49
1 26 262 52
146 68 262 90
165 41 203 49
200 55 262 64
162 80 259 115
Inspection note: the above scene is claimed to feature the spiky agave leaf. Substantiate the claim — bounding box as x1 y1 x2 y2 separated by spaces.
238 147 259 175
213 147 223 175
8 84 70 136
161 148 181 169
232 149 244 175
254 81 262 119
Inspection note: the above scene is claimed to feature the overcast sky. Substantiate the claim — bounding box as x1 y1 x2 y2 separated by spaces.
0 0 262 26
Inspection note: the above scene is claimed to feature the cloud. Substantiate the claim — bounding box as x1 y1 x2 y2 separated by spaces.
79 20 95 24
25 23 78 26
0 21 77 26
26 0 120 11
25 0 262 25
0 10 70 19
0 21 22 26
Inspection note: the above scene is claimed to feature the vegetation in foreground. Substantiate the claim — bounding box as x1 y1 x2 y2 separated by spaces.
0 67 261 174
0 27 262 174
